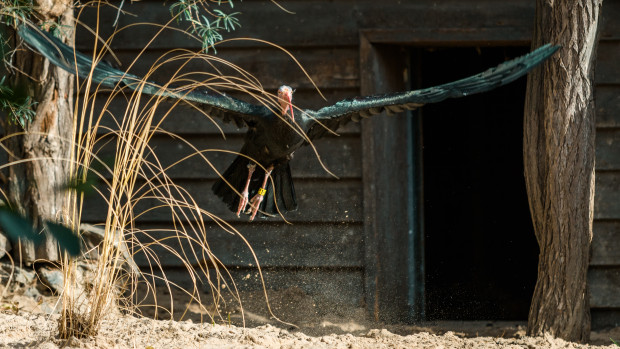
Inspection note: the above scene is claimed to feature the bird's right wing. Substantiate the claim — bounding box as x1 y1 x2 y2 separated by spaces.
303 44 560 140
17 25 272 127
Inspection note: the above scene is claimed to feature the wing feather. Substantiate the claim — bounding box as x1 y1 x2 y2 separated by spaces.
17 25 271 127
304 44 559 140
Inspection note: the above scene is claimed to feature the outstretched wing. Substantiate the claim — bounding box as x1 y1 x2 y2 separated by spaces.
17 25 272 127
303 44 560 140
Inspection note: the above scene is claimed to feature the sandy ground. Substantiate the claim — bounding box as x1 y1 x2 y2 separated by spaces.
0 262 618 348
0 310 618 349
1 290 619 349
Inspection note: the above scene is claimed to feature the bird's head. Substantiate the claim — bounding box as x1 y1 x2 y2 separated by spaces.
277 85 295 121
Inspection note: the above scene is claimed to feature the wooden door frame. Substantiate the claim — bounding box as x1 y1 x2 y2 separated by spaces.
359 29 530 323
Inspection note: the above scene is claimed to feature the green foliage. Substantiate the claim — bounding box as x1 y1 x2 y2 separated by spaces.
0 0 34 28
612 338 619 346
64 157 113 196
0 76 36 128
43 221 81 257
170 0 241 53
64 166 100 197
0 1 37 129
0 204 81 257
40 21 73 39
0 205 43 245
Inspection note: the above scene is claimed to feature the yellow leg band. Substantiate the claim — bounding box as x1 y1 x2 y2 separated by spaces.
257 188 267 196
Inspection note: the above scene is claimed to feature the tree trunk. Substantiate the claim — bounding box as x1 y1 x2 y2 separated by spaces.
5 1 74 264
524 0 602 342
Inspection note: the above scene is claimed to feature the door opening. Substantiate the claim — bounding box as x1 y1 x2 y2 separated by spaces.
414 46 539 320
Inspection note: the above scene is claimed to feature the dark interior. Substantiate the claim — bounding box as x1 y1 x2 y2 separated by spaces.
417 46 539 320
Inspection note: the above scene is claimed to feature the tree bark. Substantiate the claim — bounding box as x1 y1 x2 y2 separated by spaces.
524 0 602 342
4 1 74 264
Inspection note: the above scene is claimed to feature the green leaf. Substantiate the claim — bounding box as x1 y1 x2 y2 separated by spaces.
44 221 80 257
0 76 37 128
0 206 42 244
63 172 99 196
168 0 241 53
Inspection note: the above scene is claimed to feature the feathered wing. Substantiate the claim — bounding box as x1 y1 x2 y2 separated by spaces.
17 24 272 127
303 44 560 140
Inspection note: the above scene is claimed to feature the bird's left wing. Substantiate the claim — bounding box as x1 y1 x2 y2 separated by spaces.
303 44 559 140
17 25 272 127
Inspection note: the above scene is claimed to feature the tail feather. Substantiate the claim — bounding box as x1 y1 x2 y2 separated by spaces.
263 164 298 215
212 155 250 212
212 157 298 217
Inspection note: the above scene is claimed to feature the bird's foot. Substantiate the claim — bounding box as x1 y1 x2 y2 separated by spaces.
236 190 250 217
246 164 273 221
236 163 256 217
247 187 267 221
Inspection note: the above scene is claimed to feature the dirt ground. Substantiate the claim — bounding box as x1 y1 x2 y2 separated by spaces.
1 287 619 349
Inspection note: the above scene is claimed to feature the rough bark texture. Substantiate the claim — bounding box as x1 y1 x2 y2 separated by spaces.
524 0 602 342
4 1 74 264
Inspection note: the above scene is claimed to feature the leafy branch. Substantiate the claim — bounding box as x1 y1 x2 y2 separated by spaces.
170 0 241 53
0 203 80 257
0 0 34 28
0 76 36 128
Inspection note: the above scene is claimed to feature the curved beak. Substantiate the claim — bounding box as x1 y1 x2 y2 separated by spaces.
286 93 294 121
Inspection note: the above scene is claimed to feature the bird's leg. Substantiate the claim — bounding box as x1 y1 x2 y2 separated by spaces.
236 163 256 217
248 165 274 221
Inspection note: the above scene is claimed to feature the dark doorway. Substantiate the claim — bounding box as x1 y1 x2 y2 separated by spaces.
415 46 539 320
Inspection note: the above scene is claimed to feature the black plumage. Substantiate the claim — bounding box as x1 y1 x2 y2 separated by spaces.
17 24 559 219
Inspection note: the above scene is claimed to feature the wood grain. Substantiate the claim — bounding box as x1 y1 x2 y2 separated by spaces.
596 86 620 128
129 222 363 268
591 221 620 266
80 179 363 223
75 0 536 49
589 267 620 308
92 134 362 179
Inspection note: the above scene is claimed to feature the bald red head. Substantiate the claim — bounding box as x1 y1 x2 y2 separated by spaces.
278 85 294 121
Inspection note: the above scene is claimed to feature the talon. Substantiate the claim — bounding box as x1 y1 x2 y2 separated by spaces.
248 165 274 221
248 194 264 221
236 164 256 217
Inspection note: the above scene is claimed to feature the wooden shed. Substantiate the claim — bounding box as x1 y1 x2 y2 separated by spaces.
79 0 620 326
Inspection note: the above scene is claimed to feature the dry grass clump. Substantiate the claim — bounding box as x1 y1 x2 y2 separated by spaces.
56 7 296 337
1 1 313 338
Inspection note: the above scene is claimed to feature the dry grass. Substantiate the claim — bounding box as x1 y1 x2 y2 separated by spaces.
0 0 325 338
56 4 313 337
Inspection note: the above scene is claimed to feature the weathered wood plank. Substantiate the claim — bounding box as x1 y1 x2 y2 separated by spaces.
591 221 620 266
599 1 620 40
596 129 620 171
596 86 620 128
86 88 361 136
92 134 361 179
592 309 620 329
595 172 620 220
361 28 531 46
596 42 620 85
81 179 363 223
360 37 418 323
129 222 363 268
589 267 620 308
97 48 359 91
75 1 620 51
135 267 364 323
76 0 537 50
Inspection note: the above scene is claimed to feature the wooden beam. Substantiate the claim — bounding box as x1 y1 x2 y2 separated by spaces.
360 31 420 323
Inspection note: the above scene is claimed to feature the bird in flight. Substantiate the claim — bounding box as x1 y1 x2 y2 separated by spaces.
17 25 559 220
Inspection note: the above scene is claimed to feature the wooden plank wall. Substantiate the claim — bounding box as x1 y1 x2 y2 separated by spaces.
590 1 620 328
76 0 620 325
77 0 369 316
